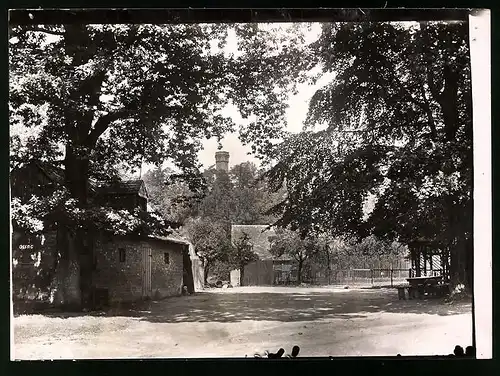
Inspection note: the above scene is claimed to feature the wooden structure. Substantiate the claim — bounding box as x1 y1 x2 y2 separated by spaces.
95 179 149 212
408 238 450 282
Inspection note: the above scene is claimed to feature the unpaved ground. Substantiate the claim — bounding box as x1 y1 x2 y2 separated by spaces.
12 286 472 359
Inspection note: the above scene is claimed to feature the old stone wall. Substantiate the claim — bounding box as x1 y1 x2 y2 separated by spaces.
12 230 58 301
149 239 184 299
93 237 144 302
93 236 184 303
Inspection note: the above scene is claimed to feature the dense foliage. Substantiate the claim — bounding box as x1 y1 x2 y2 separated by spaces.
268 228 322 283
10 20 473 306
182 218 232 284
265 21 472 287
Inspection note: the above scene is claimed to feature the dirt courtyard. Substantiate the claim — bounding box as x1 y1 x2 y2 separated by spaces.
12 286 472 359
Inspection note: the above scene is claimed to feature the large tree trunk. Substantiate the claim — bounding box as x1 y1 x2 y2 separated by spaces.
465 236 473 290
51 25 108 311
448 194 472 291
53 227 81 309
449 237 471 291
326 251 331 285
78 228 94 309
53 147 94 311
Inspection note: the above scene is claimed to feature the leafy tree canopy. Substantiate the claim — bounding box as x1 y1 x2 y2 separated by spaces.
266 21 472 254
182 217 232 283
229 231 258 269
9 23 313 237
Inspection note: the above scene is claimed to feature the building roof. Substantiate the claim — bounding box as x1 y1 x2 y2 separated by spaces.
231 224 292 261
149 235 200 260
96 180 148 198
35 160 65 184
14 160 148 199
152 234 190 246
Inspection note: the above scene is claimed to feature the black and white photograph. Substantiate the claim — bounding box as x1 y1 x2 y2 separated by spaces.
9 8 491 360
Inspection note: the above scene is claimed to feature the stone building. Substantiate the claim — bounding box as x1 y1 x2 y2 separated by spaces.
209 152 297 286
11 160 203 307
92 234 203 303
216 150 412 287
215 150 230 172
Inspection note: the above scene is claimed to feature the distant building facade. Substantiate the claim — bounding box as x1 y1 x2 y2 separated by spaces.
230 225 295 286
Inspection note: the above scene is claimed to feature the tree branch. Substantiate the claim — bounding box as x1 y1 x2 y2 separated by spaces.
372 50 430 120
419 23 444 104
85 109 132 148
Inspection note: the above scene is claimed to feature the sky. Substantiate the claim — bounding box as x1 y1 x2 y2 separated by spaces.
193 21 422 171
194 22 424 171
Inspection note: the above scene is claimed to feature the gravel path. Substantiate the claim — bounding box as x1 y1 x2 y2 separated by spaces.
12 286 472 359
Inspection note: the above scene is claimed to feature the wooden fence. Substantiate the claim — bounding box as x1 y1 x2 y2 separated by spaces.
304 268 413 287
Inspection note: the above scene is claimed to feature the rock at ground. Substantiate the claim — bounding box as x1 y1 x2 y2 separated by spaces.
344 286 350 289
222 284 228 289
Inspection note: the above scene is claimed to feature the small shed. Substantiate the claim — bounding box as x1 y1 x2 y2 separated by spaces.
92 234 203 304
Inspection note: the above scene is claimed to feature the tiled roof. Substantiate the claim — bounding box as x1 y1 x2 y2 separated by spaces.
231 225 293 261
21 160 145 197
152 235 191 246
96 180 145 196
149 235 201 260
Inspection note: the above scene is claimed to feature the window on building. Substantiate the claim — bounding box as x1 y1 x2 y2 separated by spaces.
119 248 126 262
164 252 170 264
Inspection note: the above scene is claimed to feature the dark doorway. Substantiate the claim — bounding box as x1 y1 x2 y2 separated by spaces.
182 247 195 294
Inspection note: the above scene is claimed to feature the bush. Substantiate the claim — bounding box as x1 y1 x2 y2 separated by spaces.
210 260 232 281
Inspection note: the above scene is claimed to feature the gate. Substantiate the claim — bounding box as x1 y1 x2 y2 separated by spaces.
142 248 152 298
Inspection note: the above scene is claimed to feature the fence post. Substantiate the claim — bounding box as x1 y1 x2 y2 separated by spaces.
390 268 393 287
370 269 374 285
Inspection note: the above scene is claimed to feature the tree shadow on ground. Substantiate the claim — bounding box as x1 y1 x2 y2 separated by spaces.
32 288 472 323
